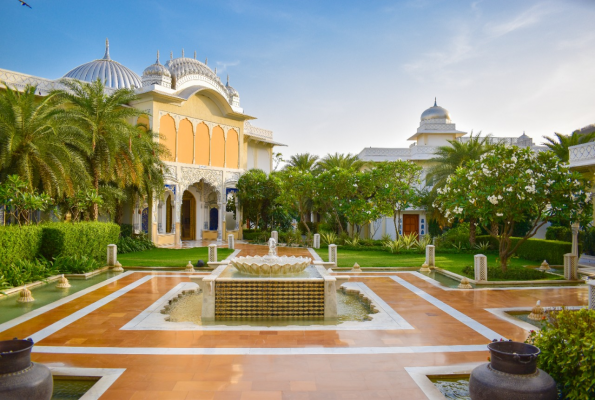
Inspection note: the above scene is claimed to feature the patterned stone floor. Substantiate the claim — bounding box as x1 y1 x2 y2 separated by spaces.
0 244 587 400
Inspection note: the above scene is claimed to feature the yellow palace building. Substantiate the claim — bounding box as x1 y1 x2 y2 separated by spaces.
0 40 284 245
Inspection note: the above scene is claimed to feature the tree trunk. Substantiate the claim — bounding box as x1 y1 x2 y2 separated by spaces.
393 212 399 239
469 217 476 246
499 236 509 273
114 201 123 225
93 174 99 221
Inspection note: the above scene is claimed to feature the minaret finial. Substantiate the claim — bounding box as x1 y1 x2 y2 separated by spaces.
205 57 208 65
215 67 217 74
226 74 229 85
182 48 185 58
434 97 437 107
194 50 196 60
170 51 173 60
104 38 110 60
156 50 160 64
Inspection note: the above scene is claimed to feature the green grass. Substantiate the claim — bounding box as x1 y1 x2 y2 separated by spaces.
314 248 562 281
118 247 234 267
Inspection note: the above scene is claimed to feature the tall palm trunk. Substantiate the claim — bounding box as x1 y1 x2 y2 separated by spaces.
93 173 99 221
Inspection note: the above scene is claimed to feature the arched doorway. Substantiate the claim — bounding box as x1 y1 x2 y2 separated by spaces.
181 191 196 240
209 207 219 231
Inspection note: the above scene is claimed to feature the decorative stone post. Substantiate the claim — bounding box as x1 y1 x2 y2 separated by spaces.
271 230 279 243
571 221 580 256
563 253 578 280
588 281 595 310
328 244 337 265
107 244 117 267
474 254 488 282
228 234 235 250
425 245 435 268
313 233 320 249
208 244 218 262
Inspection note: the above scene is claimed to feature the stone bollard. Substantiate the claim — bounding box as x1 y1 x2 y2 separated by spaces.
425 245 435 268
107 244 117 267
564 253 578 280
112 261 124 272
420 263 430 272
271 230 279 244
313 233 321 249
528 301 544 320
588 281 595 310
228 234 235 250
458 277 473 289
17 285 34 303
328 244 337 265
474 254 488 281
185 261 195 272
351 262 361 273
208 244 218 263
56 274 71 289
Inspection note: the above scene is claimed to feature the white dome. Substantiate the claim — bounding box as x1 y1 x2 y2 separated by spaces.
225 75 239 97
143 51 171 78
421 99 451 121
63 39 141 89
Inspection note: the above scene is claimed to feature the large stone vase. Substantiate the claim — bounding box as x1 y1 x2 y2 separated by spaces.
0 338 53 400
469 341 557 400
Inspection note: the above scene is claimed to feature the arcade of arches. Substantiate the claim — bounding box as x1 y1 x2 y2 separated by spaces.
159 114 240 169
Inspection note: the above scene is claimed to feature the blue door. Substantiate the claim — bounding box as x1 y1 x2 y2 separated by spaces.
209 208 218 231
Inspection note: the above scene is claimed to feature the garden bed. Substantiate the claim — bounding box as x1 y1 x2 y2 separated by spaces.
117 247 234 268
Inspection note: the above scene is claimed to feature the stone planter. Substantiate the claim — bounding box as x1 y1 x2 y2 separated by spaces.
0 338 53 400
469 341 557 400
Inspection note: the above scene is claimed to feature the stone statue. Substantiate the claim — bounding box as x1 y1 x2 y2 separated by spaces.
268 237 277 256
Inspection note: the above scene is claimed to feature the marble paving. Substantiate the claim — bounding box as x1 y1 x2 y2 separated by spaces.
0 244 588 400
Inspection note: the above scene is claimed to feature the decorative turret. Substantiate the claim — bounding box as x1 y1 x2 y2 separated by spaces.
142 50 172 89
226 75 240 107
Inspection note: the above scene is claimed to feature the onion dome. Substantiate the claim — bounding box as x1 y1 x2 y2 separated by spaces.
142 51 172 89
165 49 221 89
63 39 142 89
420 98 451 121
225 75 238 97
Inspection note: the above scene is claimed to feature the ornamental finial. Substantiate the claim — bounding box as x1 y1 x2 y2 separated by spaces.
156 50 160 64
194 50 196 60
104 38 110 60
182 48 185 58
170 51 173 60
434 97 437 107
205 57 208 65
227 74 229 85
215 67 217 74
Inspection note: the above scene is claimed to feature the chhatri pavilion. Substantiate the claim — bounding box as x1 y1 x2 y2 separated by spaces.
0 40 284 246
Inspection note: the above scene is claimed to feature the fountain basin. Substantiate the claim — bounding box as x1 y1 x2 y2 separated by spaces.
229 255 312 275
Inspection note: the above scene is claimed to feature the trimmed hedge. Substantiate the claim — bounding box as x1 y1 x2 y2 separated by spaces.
0 225 43 265
40 222 120 263
476 235 574 265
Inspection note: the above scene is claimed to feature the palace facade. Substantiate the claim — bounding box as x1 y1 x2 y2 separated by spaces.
0 40 284 245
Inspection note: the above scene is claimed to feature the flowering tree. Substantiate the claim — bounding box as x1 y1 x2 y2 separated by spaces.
372 161 423 238
339 171 380 235
434 146 591 271
277 168 315 233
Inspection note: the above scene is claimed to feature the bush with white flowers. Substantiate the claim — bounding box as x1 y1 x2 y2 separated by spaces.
434 145 591 271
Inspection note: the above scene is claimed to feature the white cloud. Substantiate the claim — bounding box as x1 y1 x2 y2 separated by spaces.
483 3 553 38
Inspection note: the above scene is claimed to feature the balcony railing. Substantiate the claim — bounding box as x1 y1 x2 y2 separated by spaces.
569 142 595 169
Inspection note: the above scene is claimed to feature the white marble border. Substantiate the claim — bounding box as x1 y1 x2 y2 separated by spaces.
308 248 323 261
405 363 481 400
48 367 126 400
485 305 584 332
34 344 488 356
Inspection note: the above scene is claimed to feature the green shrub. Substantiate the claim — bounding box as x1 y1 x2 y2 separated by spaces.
475 235 573 265
320 231 338 246
360 239 383 247
298 221 317 234
461 265 550 280
120 223 134 238
436 223 471 250
40 222 120 263
0 258 58 288
53 254 101 274
117 234 156 254
242 229 266 241
582 227 595 256
526 308 595 399
0 225 43 265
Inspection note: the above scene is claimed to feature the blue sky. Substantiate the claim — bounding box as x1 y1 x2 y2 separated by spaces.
1 0 594 159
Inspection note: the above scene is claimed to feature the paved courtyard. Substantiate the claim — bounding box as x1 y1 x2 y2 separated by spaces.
0 244 587 400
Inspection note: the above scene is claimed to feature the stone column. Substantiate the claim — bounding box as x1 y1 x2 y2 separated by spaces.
474 254 488 281
271 230 279 243
425 245 435 268
107 244 117 266
217 202 224 241
208 244 218 262
564 253 578 280
323 275 338 319
313 233 321 249
157 203 164 234
228 234 235 250
571 222 580 257
588 280 595 310
328 244 337 265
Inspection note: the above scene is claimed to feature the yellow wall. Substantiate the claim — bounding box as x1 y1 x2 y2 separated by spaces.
160 114 176 161
178 119 194 164
211 126 225 167
196 122 210 166
226 129 239 168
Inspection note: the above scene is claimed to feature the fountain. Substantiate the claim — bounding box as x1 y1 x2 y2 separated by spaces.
194 238 342 320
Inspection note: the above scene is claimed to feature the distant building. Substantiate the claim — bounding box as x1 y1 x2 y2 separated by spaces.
357 100 545 239
0 40 285 245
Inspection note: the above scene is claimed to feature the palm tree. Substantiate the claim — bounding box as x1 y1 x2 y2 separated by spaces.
0 83 90 197
317 153 366 171
543 131 595 162
284 153 319 172
53 79 148 220
427 132 494 245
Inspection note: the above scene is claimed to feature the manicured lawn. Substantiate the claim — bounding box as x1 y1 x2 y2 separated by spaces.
314 248 562 280
118 247 234 267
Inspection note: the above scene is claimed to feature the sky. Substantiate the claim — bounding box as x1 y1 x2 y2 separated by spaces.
1 0 595 161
